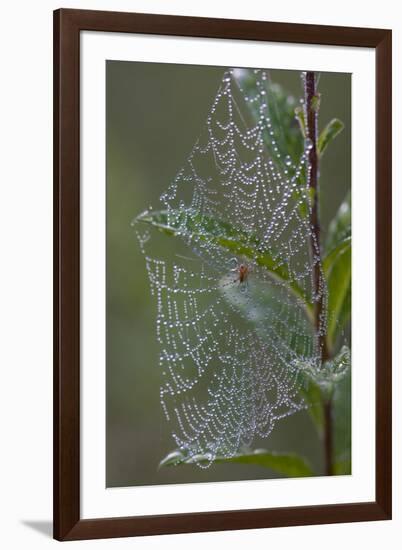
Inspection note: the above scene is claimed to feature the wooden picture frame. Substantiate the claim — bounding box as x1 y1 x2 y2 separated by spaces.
53 8 392 541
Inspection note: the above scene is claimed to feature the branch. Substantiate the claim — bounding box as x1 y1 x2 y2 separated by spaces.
304 71 333 476
304 71 329 363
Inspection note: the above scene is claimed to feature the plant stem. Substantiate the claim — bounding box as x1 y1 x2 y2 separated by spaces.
304 71 328 362
304 71 333 475
323 396 334 475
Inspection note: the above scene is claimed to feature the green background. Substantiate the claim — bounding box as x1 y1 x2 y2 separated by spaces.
106 61 351 487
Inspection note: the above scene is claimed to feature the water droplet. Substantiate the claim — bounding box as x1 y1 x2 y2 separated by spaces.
305 138 313 150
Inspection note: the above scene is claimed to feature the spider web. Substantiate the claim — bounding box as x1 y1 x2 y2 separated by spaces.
135 68 327 467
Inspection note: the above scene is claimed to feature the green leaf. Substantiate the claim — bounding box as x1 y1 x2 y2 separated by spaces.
219 269 320 435
334 458 351 475
159 448 314 477
325 191 351 254
318 118 344 157
333 369 351 469
294 347 351 438
325 241 351 349
220 277 314 347
158 450 185 468
336 283 351 333
294 106 306 138
324 193 351 348
233 70 304 169
232 70 310 218
311 93 321 113
323 236 351 274
299 378 324 435
136 208 311 311
293 346 350 396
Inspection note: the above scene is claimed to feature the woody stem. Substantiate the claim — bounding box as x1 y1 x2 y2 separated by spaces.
304 71 333 476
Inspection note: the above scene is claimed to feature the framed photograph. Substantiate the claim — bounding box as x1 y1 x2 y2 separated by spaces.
53 8 392 541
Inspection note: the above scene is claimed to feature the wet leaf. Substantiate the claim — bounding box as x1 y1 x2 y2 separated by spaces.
292 346 350 397
233 70 304 169
318 118 344 157
324 193 351 348
159 448 314 477
325 242 351 349
333 369 351 469
299 378 324 435
295 106 306 138
158 449 185 468
325 191 351 253
136 208 311 309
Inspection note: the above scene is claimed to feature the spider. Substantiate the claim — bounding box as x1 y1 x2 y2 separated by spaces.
230 257 252 292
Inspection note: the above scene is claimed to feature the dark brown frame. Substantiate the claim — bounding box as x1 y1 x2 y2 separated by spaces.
54 8 392 541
